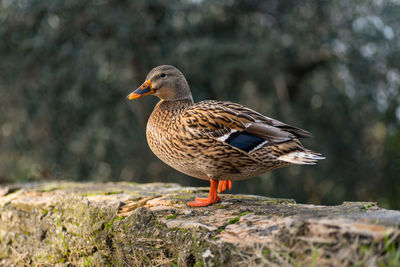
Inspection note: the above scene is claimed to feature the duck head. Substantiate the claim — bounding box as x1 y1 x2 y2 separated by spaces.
127 65 193 102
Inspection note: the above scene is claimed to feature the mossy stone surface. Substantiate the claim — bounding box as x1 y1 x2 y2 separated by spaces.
0 182 399 266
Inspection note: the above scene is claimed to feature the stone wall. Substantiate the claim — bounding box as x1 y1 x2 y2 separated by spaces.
0 182 399 266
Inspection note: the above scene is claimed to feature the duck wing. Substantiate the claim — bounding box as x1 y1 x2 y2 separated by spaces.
182 100 312 153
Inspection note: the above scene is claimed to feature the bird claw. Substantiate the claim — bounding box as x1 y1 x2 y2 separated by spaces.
188 179 225 207
218 180 232 193
188 196 221 207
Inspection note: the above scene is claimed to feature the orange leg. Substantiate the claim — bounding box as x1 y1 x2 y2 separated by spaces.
218 180 233 193
188 180 221 207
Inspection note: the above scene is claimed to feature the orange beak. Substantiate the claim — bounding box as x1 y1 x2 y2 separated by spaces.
127 80 154 100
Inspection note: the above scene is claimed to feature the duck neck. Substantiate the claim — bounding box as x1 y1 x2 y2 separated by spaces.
155 98 194 113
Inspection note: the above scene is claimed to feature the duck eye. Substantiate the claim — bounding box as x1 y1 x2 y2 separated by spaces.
160 73 166 78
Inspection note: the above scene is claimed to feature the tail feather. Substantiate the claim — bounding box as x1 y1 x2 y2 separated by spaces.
277 150 325 165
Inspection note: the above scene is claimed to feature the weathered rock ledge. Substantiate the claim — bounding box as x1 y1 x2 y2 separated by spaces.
0 182 399 266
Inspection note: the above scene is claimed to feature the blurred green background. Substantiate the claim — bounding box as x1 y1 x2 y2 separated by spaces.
1 0 399 209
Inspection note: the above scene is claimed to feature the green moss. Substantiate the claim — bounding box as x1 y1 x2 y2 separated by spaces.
105 191 122 195
166 214 177 220
261 198 296 205
80 251 92 267
361 203 373 212
104 216 124 231
41 209 49 216
171 254 179 266
311 248 318 267
168 227 180 232
225 211 250 227
57 217 69 256
42 187 56 192
155 220 165 229
192 231 200 266
82 191 123 197
82 192 97 197
239 211 249 216
262 248 271 258
97 211 104 218
228 217 240 224
41 252 65 264
170 194 192 200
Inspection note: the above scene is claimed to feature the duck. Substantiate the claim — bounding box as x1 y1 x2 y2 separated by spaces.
127 65 324 207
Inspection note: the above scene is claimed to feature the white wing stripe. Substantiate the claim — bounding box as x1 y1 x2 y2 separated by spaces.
248 140 269 154
217 129 237 142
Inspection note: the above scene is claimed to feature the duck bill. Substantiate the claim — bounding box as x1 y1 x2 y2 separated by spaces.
127 80 154 100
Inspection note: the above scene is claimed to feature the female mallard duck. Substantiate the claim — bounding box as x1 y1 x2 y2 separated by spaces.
127 65 324 207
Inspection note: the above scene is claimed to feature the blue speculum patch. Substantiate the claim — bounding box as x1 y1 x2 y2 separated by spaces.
225 131 265 152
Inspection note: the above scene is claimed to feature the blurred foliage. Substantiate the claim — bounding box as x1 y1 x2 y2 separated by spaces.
0 0 399 208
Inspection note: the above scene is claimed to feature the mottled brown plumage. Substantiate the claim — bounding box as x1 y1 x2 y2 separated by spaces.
127 65 324 206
